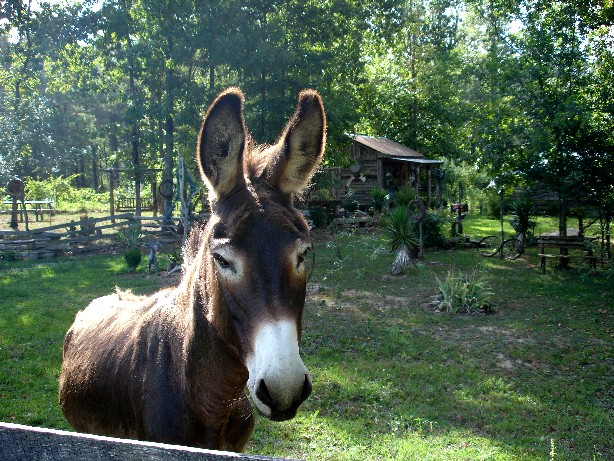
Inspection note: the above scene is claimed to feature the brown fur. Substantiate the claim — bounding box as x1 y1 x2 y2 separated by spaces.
59 88 325 451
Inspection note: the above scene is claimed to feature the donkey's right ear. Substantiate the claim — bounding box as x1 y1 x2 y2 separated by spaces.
197 88 247 201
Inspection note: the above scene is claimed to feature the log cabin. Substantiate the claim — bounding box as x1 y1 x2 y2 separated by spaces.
338 134 444 207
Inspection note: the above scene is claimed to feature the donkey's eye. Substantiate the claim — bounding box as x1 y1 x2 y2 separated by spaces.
297 248 311 269
213 253 232 269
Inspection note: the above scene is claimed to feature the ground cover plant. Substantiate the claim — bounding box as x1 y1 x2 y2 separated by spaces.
0 215 612 460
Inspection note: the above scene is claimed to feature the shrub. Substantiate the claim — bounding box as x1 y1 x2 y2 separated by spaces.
309 206 330 228
392 186 416 208
370 188 388 212
411 209 450 249
0 250 21 263
432 270 495 314
24 175 109 212
124 247 142 272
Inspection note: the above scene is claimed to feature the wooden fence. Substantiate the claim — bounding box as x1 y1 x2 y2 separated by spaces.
0 213 184 259
0 422 290 461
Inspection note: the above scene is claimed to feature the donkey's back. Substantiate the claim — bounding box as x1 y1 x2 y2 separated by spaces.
59 288 193 443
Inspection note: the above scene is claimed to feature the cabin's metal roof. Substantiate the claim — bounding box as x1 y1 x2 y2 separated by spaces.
389 157 444 165
352 135 424 158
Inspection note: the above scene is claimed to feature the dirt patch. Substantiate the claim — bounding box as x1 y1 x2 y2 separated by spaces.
475 325 535 346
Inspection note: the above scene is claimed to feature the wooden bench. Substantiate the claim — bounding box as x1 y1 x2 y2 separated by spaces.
116 197 155 212
538 235 598 273
0 422 291 461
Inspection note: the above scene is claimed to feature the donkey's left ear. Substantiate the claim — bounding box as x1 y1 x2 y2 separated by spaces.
267 89 326 195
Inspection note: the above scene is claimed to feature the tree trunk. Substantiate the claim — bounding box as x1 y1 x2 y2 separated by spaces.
162 32 175 224
92 146 99 192
127 38 141 217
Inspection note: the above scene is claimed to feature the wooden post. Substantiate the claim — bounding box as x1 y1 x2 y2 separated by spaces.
10 195 18 229
109 170 115 224
415 166 421 196
427 167 432 206
152 179 158 217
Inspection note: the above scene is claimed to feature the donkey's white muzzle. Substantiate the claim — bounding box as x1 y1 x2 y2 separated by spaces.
246 319 312 421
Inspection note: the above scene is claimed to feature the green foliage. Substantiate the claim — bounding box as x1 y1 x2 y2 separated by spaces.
433 269 495 314
0 249 21 265
441 160 492 213
509 193 536 238
383 206 417 253
369 188 388 212
24 176 109 212
116 221 143 248
411 209 451 249
25 175 79 203
124 247 142 272
392 186 416 208
308 207 330 228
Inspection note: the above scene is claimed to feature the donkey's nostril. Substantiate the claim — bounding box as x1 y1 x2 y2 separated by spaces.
300 374 312 402
255 379 274 408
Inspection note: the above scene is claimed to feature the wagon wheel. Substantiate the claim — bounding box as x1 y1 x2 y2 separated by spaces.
406 199 427 222
477 235 500 257
158 179 174 198
500 238 524 260
6 178 24 197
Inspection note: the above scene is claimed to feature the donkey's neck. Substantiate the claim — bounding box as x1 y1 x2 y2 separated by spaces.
178 248 249 423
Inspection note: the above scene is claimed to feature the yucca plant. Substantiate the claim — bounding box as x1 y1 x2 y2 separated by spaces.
432 270 495 314
384 206 418 275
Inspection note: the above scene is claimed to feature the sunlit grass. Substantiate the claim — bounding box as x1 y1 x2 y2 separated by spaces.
1 217 612 460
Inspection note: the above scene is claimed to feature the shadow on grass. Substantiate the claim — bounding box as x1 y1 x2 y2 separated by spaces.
247 259 613 460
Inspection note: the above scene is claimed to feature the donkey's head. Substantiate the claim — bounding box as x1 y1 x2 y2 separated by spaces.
197 88 325 421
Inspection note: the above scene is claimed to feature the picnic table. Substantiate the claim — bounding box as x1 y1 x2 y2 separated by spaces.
538 230 598 273
1 199 54 222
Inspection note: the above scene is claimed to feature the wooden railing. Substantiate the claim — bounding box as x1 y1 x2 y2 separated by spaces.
0 422 290 461
0 214 181 259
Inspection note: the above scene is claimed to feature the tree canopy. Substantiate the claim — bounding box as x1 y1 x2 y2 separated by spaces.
1 0 612 219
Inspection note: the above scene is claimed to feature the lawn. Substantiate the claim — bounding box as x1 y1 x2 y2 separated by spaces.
0 214 612 460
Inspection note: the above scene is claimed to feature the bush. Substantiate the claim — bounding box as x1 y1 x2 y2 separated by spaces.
309 206 330 228
116 222 143 248
384 207 417 253
409 208 450 249
24 175 109 212
432 270 495 314
124 247 142 272
0 250 21 263
392 186 416 208
370 188 388 212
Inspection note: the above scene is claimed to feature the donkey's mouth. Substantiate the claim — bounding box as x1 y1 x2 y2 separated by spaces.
250 374 312 421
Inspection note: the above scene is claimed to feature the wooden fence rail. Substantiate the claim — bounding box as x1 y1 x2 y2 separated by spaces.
0 214 186 259
0 422 291 461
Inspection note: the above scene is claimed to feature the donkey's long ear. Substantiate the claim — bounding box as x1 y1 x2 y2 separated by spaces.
267 89 326 195
197 88 247 200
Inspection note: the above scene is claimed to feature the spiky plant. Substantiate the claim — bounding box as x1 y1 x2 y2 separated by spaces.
384 206 418 275
432 270 495 314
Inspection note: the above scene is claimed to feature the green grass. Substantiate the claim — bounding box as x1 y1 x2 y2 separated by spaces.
1 214 612 460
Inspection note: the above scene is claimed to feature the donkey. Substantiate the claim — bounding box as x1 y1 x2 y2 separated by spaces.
59 87 326 451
